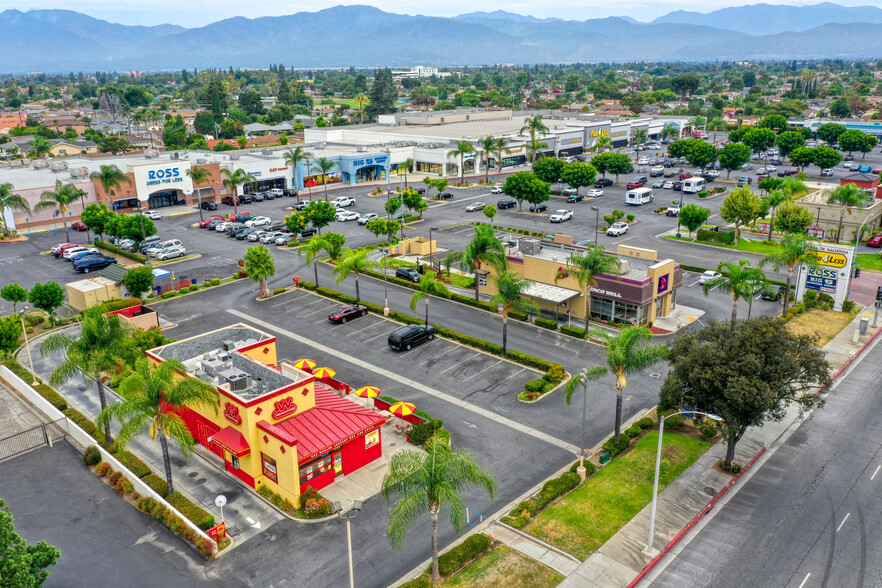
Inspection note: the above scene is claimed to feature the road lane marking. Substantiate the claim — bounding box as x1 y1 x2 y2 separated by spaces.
798 573 811 588
462 360 502 382
871 465 881 480
836 512 850 532
492 367 527 386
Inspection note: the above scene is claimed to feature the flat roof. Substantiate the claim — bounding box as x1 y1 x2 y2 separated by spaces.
368 114 572 141
522 241 656 281
522 281 582 304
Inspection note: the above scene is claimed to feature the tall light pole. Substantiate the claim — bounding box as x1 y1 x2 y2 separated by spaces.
591 205 601 245
336 499 363 588
385 148 392 196
383 246 390 317
429 226 438 262
20 313 38 386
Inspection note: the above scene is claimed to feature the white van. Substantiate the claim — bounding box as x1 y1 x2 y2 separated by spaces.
269 188 284 197
625 187 654 206
682 177 706 194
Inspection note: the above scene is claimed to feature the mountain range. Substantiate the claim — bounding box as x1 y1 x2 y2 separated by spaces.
1 3 881 74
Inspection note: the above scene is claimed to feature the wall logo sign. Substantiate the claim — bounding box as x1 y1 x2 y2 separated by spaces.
224 402 242 425
272 397 298 420
556 266 569 279
590 286 622 299
590 129 610 137
269 167 288 172
146 167 183 187
657 275 669 294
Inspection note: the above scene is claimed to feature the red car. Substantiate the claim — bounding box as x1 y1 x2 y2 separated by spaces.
54 243 81 258
866 235 882 247
678 172 691 180
872 168 881 175
626 181 643 189
70 221 88 231
328 304 368 324
199 215 224 228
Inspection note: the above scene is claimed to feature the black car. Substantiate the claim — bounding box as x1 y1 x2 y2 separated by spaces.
388 324 436 351
201 201 218 210
529 203 549 213
282 189 299 198
566 194 584 203
438 192 453 200
595 178 613 188
395 267 421 283
236 228 258 240
299 228 317 240
263 192 276 200
413 187 426 195
73 255 117 273
761 285 787 301
497 199 516 209
239 194 254 204
672 181 683 191
737 176 752 187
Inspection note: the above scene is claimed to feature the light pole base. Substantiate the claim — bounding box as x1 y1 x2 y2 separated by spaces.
576 465 587 482
383 306 390 317
642 546 660 560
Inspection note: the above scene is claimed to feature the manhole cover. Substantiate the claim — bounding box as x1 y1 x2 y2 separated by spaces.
649 373 662 379
188 472 198 478
227 526 242 537
196 477 207 484
703 486 717 496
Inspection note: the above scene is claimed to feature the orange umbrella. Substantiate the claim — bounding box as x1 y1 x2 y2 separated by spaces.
293 358 316 371
356 386 381 409
389 401 416 417
312 367 336 379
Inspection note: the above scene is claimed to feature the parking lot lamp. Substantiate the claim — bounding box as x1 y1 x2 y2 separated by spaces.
20 314 38 386
335 499 363 588
383 247 390 317
591 205 600 245
386 148 392 195
429 226 438 259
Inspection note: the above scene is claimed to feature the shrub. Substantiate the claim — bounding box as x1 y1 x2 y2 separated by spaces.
626 213 636 222
508 309 529 321
236 269 248 279
560 325 586 338
569 459 597 477
719 460 743 474
304 496 334 518
543 364 566 385
525 378 546 393
500 514 529 528
400 576 433 588
433 326 504 355
625 425 642 439
25 326 33 334
95 241 147 262
95 462 112 477
664 414 684 429
505 350 553 372
23 313 46 327
637 417 654 429
63 408 101 442
107 470 123 487
143 473 169 497
603 436 631 455
36 384 68 411
534 317 558 330
257 485 274 499
120 479 134 494
698 190 709 198
82 445 101 466
168 492 215 529
699 419 718 440
842 299 857 313
272 287 286 295
437 534 492 577
696 228 735 245
161 291 178 299
408 419 443 447
112 450 152 478
211 278 221 286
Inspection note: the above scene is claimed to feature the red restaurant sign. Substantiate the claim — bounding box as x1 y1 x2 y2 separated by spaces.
224 402 242 425
272 396 298 420
208 522 226 540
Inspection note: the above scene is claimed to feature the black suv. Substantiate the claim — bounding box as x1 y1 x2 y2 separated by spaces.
200 201 218 210
497 199 516 209
395 267 421 283
282 189 298 198
299 228 317 240
388 324 436 351
595 178 613 188
438 192 453 200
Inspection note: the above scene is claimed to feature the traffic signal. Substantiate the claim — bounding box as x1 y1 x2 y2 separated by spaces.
855 268 861 278
876 286 882 301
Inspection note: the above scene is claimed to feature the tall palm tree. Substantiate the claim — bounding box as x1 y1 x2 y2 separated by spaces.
41 309 134 444
762 189 791 240
702 259 767 326
492 137 509 173
34 180 82 242
244 244 276 298
560 246 622 333
90 164 133 203
298 236 328 287
312 157 339 202
566 364 608 475
583 325 669 444
409 271 451 326
447 140 475 184
707 117 726 143
592 135 612 154
185 165 211 222
519 115 549 163
480 136 497 183
97 358 218 496
632 128 648 149
489 271 540 355
0 182 30 236
283 146 313 198
445 224 508 301
762 234 820 313
381 439 496 582
826 183 871 243
28 136 52 159
400 158 415 188
333 247 376 302
353 93 369 124
221 168 249 215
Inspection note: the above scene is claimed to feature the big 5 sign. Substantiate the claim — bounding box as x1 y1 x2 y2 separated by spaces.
132 162 193 200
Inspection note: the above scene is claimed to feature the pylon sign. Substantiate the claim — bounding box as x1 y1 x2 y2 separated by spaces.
795 243 854 312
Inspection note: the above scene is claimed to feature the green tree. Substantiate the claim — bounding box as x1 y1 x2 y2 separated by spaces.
193 111 216 135
0 315 23 352
758 115 789 134
774 202 813 236
0 183 30 236
584 325 669 444
123 266 155 300
385 196 402 218
816 123 846 145
762 234 820 312
503 171 550 212
826 183 871 243
671 73 701 98
238 88 265 115
447 140 475 183
303 200 337 234
221 168 250 215
90 163 132 203
828 96 851 119
41 308 134 442
283 146 313 197
532 157 564 185
479 137 497 183
97 358 219 496
1 283 28 315
80 203 114 240
811 145 842 172
667 139 692 159
762 189 791 240
483 204 497 225
400 157 415 188
244 244 276 298
492 137 509 173
561 246 622 333
632 128 649 149
333 248 376 302
185 165 211 222
742 128 776 156
717 143 751 179
365 217 389 243
409 271 451 326
679 203 711 238
788 147 815 171
319 232 346 260
28 136 52 159
659 317 829 466
519 115 549 163
591 135 613 154
312 157 339 202
366 68 396 120
353 93 369 124
402 188 428 220
684 139 717 168
857 133 877 159
27 282 64 325
560 161 597 192
837 130 868 155
720 187 763 243
489 271 539 355
774 131 806 161
34 180 82 243
298 236 330 286
707 116 726 142
381 439 496 582
0 498 59 586
445 225 508 301
702 259 767 325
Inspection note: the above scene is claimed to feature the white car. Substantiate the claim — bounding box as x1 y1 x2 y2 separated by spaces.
490 186 503 194
699 270 722 284
549 209 573 223
607 222 628 237
63 246 97 260
248 231 269 242
766 166 777 173
466 202 486 212
275 234 294 246
260 231 287 244
756 167 766 175
821 168 834 177
215 222 232 231
357 213 379 225
142 210 162 220
585 188 604 198
118 239 135 251
638 157 650 165
336 211 360 222
155 246 186 261
331 196 356 207
51 242 74 255
245 216 271 227
662 181 674 189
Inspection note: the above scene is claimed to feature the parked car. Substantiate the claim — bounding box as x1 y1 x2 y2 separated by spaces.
395 267 421 283
497 199 516 209
866 234 882 247
490 186 503 194
51 243 75 255
294 200 311 211
142 210 162 220
336 211 360 222
438 192 454 200
651 180 665 189
844 154 855 161
221 196 241 206
529 203 549 213
357 213 379 225
234 212 253 223
248 231 270 242
585 188 604 198
62 246 97 260
662 181 674 189
138 236 162 253
200 201 219 210
666 201 682 216
465 202 486 212
331 196 356 207
236 227 258 240
70 221 88 231
699 270 722 284
565 193 584 203
240 194 256 204
263 191 276 200
69 250 101 263
626 181 644 190
672 181 683 191
245 216 272 227
250 192 265 202
155 246 187 261
73 255 117 273
200 215 224 228
260 231 287 244
737 176 752 187
562 188 578 197
275 234 294 246
820 168 834 177
595 178 613 188
606 222 629 237
282 189 298 198
761 284 786 301
146 239 183 258
549 209 573 223
328 304 368 324
388 324 436 351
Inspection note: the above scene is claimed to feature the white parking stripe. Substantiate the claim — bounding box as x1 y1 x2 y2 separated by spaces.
440 353 480 373
462 360 502 381
419 346 458 365
363 331 391 344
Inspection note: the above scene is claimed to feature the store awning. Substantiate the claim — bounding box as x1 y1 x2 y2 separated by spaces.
210 426 251 457
522 281 582 304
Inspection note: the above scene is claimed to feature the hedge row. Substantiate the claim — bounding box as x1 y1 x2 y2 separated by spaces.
95 240 148 262
143 473 169 497
436 534 493 577
603 435 633 455
697 228 735 245
101 298 143 312
114 449 152 479
135 494 216 558
501 471 582 528
167 492 216 530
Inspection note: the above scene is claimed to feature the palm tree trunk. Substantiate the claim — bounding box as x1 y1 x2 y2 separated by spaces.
425 297 430 326
430 505 441 581
768 209 774 240
354 274 360 302
614 388 624 445
324 176 329 202
160 431 175 496
95 372 113 444
783 271 793 315
62 218 70 243
197 190 204 222
731 294 739 326
260 277 267 298
585 290 592 333
502 313 508 355
313 260 319 288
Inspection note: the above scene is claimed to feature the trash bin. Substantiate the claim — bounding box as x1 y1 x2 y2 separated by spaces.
860 317 869 336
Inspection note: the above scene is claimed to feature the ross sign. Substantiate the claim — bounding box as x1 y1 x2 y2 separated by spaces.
208 522 226 540
271 396 298 420
132 162 193 201
223 402 242 425
796 244 854 311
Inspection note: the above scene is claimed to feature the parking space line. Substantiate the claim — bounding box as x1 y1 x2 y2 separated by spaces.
301 306 337 318
346 321 384 337
362 331 390 344
492 367 526 386
439 353 480 373
871 465 881 480
227 309 577 453
419 347 458 365
462 360 502 381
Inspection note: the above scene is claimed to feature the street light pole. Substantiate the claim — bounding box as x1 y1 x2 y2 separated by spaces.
591 205 601 245
337 499 363 588
20 313 38 386
383 247 389 317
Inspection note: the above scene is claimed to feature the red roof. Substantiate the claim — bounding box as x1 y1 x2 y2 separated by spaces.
258 385 385 463
211 426 251 457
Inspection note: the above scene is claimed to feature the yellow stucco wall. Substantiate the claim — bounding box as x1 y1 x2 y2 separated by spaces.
237 341 278 366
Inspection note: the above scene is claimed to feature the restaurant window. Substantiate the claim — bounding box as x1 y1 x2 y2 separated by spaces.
590 296 614 322
299 453 334 485
613 302 639 324
261 453 278 483
231 455 240 470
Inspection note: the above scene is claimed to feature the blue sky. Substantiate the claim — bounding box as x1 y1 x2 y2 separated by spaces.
5 0 876 27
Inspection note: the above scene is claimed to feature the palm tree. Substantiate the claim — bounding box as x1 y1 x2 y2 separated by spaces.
312 157 339 202
489 271 540 355
592 135 612 154
707 116 726 143
409 271 451 325
283 146 313 198
479 136 497 183
0 182 30 236
221 168 249 215
333 247 376 302
560 246 622 333
492 137 509 173
185 165 211 222
702 259 767 326
400 158 415 188
28 136 52 159
659 125 677 143
41 309 134 444
97 358 218 496
762 189 790 240
244 244 276 298
90 164 133 202
826 183 871 243
34 180 82 242
447 140 475 184
381 438 497 582
632 128 648 150
762 234 820 313
584 325 669 444
566 364 608 476
298 236 328 287
353 93 369 124
445 224 508 302
519 115 549 163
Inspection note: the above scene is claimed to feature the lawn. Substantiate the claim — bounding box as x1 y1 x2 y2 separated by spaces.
525 431 711 560
380 257 476 289
444 544 563 588
786 308 858 346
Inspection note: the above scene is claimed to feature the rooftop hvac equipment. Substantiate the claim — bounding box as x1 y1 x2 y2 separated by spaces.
33 159 49 169
261 149 271 156
229 154 240 160
222 340 235 351
194 369 210 382
201 358 228 377
519 238 541 255
171 152 180 159
196 158 207 164
144 149 159 158
244 338 257 346
315 142 326 149
69 167 89 178
49 161 68 171
356 146 366 152
219 369 252 392
216 351 232 363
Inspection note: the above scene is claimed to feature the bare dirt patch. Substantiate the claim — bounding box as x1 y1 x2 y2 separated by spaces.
786 309 857 346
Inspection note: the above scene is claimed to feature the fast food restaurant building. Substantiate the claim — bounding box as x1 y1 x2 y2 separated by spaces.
146 324 385 507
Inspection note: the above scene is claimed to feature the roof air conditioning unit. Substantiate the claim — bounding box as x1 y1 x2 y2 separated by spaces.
221 370 252 392
172 152 180 159
196 158 207 164
262 149 271 156
519 238 540 255
201 358 227 377
144 149 159 158
357 146 366 152
49 161 68 171
216 351 231 363
230 154 240 160
222 340 235 351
